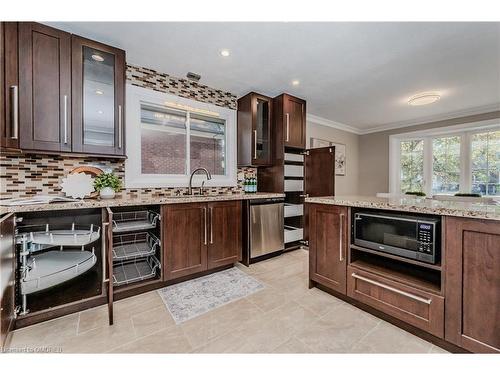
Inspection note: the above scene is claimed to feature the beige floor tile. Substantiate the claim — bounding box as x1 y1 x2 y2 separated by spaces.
59 318 137 353
428 344 450 353
131 305 175 338
244 286 290 313
294 287 345 317
350 321 431 353
294 303 381 353
265 301 319 333
78 305 110 334
114 291 164 319
181 298 262 349
266 274 311 300
191 332 246 353
224 316 294 353
9 314 78 350
110 326 192 353
272 337 312 353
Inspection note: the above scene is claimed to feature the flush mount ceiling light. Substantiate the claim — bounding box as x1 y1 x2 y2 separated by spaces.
408 92 441 106
97 110 103 114
95 89 104 95
220 49 230 57
292 80 300 86
91 54 104 62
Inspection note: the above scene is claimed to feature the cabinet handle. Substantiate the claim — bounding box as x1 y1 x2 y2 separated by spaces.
203 207 207 245
118 105 123 149
253 130 257 159
102 222 109 283
339 213 344 262
209 207 214 244
10 86 19 140
351 273 432 305
285 113 290 142
63 95 68 144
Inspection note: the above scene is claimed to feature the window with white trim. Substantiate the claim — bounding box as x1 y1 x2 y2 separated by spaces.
125 85 237 188
390 123 500 197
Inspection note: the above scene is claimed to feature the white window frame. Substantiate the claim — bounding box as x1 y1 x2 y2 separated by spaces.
125 84 237 188
389 119 500 196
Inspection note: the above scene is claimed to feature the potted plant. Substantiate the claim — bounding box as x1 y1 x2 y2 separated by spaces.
93 172 122 199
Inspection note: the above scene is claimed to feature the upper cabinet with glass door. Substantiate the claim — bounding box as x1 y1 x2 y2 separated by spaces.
71 35 126 156
237 92 272 166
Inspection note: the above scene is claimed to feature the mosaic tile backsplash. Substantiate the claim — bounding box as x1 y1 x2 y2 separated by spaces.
0 154 255 199
0 64 251 200
126 64 237 110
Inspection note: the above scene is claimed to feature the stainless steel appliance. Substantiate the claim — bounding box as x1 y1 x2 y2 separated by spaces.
353 210 440 264
245 198 284 263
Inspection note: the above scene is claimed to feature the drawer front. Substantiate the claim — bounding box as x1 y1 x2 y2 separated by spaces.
284 204 303 218
347 266 444 338
284 179 303 192
284 226 303 243
284 164 304 177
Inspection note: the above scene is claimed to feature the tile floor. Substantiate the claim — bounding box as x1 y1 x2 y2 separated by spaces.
6 249 448 353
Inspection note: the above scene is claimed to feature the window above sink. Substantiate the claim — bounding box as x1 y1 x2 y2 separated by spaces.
125 85 237 188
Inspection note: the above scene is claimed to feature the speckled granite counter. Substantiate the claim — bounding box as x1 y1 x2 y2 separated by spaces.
0 192 284 215
305 195 500 221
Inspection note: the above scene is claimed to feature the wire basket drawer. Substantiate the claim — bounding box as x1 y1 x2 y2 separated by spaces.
112 256 160 286
112 232 160 261
112 210 159 233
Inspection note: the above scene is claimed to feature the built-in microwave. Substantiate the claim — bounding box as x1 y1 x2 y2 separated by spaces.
352 210 441 264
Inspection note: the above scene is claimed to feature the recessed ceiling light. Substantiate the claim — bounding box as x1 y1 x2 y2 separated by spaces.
91 54 104 62
292 80 300 86
220 49 230 57
97 110 103 114
95 89 104 95
408 92 441 106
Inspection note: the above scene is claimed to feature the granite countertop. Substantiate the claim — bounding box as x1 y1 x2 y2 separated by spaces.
0 192 285 215
305 195 500 221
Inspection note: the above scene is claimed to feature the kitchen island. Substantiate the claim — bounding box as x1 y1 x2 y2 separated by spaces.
305 195 500 353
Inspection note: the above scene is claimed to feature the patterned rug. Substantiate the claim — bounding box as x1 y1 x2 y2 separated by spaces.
157 267 265 324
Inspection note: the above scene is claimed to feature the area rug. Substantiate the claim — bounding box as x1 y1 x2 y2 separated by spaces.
157 267 265 324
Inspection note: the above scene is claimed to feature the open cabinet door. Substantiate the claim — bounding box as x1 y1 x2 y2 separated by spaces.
103 208 114 325
304 146 336 242
1 213 16 350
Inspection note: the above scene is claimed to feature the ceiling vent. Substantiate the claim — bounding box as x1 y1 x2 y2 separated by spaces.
186 72 201 82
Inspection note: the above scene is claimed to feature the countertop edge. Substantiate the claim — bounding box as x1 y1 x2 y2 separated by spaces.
305 196 500 221
0 193 285 215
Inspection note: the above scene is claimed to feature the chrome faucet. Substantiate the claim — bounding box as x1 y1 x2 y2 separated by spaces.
188 167 212 195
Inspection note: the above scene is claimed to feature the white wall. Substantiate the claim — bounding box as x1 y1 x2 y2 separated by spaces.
306 121 360 196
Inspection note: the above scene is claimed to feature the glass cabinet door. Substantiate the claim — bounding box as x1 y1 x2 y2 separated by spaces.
82 47 116 148
254 96 271 163
72 35 125 156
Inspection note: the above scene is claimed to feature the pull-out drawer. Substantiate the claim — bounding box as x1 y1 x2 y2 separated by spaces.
284 204 303 218
284 164 304 177
347 265 444 338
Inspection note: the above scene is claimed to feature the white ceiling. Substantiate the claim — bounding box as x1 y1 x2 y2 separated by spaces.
46 22 500 134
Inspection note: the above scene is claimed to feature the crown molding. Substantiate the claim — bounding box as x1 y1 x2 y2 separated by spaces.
307 103 500 136
306 114 362 135
358 103 500 135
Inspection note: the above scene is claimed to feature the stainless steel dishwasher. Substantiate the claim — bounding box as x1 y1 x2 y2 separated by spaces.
243 197 284 264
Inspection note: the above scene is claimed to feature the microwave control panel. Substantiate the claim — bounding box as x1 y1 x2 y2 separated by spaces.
417 223 434 253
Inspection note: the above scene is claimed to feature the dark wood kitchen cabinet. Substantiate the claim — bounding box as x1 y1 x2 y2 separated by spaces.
1 213 16 350
72 35 126 156
18 22 72 152
164 203 208 280
308 203 347 294
445 217 500 353
164 201 242 281
3 22 125 157
237 92 272 166
1 22 20 150
207 201 241 269
274 93 306 149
